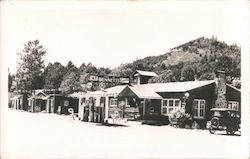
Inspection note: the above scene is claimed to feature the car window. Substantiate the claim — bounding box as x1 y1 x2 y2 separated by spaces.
214 111 221 116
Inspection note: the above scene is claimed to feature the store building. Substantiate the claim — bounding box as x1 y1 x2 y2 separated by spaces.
28 90 79 114
10 93 29 111
78 70 241 128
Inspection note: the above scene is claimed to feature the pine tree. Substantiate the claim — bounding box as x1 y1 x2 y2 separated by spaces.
15 40 46 93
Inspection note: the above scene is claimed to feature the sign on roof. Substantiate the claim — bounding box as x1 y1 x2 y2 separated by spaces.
88 75 129 84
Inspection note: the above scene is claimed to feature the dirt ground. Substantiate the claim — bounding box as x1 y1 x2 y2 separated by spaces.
1 109 249 159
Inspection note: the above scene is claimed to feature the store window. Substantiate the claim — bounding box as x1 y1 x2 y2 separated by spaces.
110 98 118 106
228 101 239 111
162 99 181 115
193 99 205 119
64 100 69 107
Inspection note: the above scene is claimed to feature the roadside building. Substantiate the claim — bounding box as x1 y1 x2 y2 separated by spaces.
28 90 79 114
28 90 48 112
10 93 29 111
78 85 128 123
79 70 241 128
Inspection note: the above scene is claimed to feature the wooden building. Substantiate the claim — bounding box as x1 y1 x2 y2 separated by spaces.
10 93 29 111
79 70 241 128
28 91 48 112
28 90 79 114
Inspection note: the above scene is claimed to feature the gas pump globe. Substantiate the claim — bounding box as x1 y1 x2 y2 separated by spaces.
182 92 190 111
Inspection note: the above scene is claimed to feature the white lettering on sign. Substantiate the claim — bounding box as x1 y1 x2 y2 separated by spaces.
89 75 129 83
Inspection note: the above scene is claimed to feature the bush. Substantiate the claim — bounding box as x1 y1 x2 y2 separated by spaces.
169 109 192 128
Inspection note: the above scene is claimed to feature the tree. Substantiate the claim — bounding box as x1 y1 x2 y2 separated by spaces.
79 63 86 73
8 73 14 92
215 55 233 73
65 61 78 74
181 65 195 81
15 40 46 93
44 62 65 90
97 67 111 76
85 63 98 74
60 61 80 94
60 71 81 94
149 70 176 83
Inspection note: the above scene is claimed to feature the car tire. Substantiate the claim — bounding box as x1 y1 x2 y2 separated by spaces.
226 128 235 135
209 128 216 134
211 117 219 127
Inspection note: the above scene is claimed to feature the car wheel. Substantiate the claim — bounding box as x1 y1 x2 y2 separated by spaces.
209 128 215 134
226 128 235 135
211 117 219 127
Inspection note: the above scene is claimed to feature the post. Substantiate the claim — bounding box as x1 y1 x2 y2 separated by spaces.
104 96 109 123
78 96 84 121
143 98 146 117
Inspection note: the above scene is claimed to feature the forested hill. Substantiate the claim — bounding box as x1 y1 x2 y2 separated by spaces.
112 36 241 87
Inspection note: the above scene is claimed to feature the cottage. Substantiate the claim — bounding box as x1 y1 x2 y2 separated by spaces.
28 90 48 112
28 90 79 114
10 93 29 111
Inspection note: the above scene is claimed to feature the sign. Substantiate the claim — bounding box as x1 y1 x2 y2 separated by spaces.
86 82 93 89
88 75 129 84
99 82 105 90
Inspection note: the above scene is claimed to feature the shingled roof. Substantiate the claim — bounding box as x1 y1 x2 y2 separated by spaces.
139 80 215 93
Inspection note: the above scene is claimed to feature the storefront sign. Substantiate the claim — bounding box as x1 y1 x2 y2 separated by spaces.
88 75 129 84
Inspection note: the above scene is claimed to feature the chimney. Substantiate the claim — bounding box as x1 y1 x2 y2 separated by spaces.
215 70 227 108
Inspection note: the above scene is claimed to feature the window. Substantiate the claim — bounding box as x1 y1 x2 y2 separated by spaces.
149 107 154 113
193 99 205 119
228 101 239 111
110 98 118 106
64 100 69 107
81 98 86 105
162 99 181 115
125 98 130 107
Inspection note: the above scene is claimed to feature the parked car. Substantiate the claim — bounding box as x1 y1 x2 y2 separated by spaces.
207 108 241 135
141 115 170 126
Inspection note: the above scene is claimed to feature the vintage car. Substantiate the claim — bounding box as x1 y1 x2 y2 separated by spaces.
207 108 241 135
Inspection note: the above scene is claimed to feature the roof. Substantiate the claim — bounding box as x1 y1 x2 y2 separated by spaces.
83 85 128 97
140 80 215 93
68 92 86 98
104 85 128 96
134 70 158 77
226 84 241 92
28 91 48 100
10 95 23 100
127 85 162 99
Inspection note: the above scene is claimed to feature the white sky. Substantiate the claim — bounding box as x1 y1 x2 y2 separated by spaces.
1 1 249 73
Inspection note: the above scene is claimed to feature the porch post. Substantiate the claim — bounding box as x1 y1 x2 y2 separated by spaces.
78 96 81 119
143 98 146 117
78 96 84 121
104 96 109 123
32 99 35 112
46 98 50 113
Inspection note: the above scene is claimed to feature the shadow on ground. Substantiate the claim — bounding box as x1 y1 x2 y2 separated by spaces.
96 123 130 127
